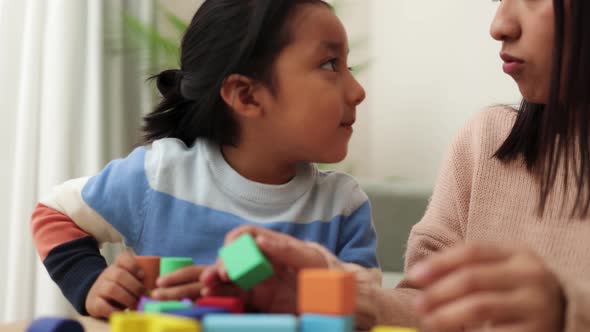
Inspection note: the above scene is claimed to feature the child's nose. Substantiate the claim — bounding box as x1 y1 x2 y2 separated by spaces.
348 75 366 107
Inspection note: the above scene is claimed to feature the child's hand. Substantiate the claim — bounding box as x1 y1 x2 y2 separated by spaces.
85 252 146 318
200 225 327 313
408 244 565 332
152 266 207 301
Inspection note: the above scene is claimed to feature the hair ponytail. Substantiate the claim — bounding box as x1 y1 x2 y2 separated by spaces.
142 70 196 145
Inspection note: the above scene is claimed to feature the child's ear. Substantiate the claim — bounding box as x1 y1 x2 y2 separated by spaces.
220 74 266 118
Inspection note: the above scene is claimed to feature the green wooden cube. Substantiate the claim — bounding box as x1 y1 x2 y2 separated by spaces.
160 257 193 276
219 234 274 290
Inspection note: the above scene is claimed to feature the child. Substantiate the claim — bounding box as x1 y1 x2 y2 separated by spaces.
31 0 379 319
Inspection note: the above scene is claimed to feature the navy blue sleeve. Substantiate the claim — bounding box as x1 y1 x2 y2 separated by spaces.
43 236 107 315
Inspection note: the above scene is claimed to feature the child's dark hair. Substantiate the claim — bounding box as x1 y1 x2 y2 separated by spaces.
143 0 331 146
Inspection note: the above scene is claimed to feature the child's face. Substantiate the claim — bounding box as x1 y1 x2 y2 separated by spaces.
262 5 366 164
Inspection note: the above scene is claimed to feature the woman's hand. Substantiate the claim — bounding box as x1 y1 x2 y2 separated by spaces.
199 225 328 313
152 265 208 301
199 226 381 330
408 244 566 332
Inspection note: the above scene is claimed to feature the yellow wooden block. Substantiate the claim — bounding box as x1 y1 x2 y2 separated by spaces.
110 312 152 332
371 326 417 332
151 315 201 332
110 311 200 332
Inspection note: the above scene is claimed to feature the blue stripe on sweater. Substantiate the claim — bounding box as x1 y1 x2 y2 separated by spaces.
135 190 377 268
81 146 378 268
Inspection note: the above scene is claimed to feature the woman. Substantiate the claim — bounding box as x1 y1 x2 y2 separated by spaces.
164 0 590 330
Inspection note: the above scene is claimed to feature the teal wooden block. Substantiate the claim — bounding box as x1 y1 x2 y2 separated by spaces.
300 314 354 332
203 314 297 332
218 234 273 290
143 300 191 313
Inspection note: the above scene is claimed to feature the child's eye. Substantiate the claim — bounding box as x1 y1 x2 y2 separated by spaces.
321 58 338 72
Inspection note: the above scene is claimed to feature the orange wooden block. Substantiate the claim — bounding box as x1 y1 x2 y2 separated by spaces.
135 256 160 291
298 269 356 315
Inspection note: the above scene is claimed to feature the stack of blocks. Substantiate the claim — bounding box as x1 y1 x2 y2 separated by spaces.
298 269 356 332
135 256 196 314
135 256 195 294
28 233 417 331
112 234 281 332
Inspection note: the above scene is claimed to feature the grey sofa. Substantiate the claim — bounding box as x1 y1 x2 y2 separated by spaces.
360 179 431 273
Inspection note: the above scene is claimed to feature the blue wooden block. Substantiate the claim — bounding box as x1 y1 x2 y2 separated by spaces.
164 306 229 319
27 317 84 332
300 314 354 332
203 314 297 332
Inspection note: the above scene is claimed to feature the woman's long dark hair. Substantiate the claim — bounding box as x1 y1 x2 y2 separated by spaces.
495 0 590 217
142 0 330 147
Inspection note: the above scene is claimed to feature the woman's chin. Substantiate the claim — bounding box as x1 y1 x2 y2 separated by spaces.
519 85 549 105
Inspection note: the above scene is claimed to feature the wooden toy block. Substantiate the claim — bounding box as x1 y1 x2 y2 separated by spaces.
298 269 356 315
27 317 84 332
135 256 160 291
143 300 192 313
160 257 194 276
150 315 201 332
300 314 354 332
202 314 297 332
218 234 273 289
137 296 155 311
371 327 417 332
164 306 229 320
138 297 192 311
196 296 244 313
110 312 152 332
110 312 200 332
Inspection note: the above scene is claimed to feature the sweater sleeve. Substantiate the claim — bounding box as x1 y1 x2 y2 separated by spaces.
371 113 479 328
336 182 379 269
32 146 152 314
31 203 107 315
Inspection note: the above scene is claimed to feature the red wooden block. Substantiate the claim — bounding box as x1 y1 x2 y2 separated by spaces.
196 296 244 314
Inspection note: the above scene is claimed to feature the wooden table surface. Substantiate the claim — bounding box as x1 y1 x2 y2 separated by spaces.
0 317 109 332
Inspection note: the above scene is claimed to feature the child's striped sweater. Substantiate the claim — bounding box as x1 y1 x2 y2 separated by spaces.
31 138 379 314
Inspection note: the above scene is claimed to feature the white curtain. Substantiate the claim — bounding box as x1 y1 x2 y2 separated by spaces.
0 0 155 322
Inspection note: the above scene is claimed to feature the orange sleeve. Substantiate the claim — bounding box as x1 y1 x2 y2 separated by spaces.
31 203 92 261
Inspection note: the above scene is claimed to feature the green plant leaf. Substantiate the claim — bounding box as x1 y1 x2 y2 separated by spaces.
123 13 181 66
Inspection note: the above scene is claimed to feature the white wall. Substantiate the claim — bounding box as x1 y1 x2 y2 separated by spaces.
366 0 521 184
